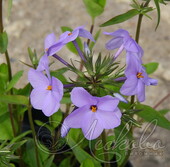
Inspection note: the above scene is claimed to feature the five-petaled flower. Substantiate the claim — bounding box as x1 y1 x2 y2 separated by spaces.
104 29 143 63
120 56 157 102
47 26 95 57
61 87 122 140
28 68 63 117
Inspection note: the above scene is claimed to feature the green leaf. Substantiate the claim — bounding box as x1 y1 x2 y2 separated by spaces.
67 136 101 167
51 110 63 128
154 0 161 30
83 0 106 19
61 27 83 54
61 97 71 104
0 112 14 140
114 122 133 166
143 62 159 74
7 0 13 19
6 71 24 92
80 159 95 167
59 157 71 167
0 32 8 53
100 9 139 27
136 104 170 130
44 155 55 167
159 109 170 115
0 63 8 93
0 94 29 105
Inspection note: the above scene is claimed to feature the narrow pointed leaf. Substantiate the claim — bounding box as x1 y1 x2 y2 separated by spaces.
100 9 139 27
6 71 24 92
0 32 8 53
154 0 161 30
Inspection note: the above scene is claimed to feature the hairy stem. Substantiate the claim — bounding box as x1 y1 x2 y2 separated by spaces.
28 105 41 167
102 130 110 167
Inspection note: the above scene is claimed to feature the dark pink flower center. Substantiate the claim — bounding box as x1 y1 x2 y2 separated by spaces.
137 72 144 79
90 105 97 112
46 85 52 90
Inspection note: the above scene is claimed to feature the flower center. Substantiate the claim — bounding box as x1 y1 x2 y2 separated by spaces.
90 105 97 112
46 85 52 90
68 32 72 36
137 72 144 79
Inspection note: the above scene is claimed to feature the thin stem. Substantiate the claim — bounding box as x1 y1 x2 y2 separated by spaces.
53 54 70 67
72 40 86 62
101 130 110 167
28 105 41 167
153 92 170 109
87 24 94 46
0 0 3 32
0 0 16 136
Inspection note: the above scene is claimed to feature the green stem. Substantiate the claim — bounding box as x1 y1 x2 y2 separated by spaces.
28 105 41 167
101 130 110 167
0 0 16 137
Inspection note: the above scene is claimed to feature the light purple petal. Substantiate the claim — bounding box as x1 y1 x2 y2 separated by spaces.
105 37 123 50
63 105 90 129
137 80 145 102
113 93 128 103
42 91 60 116
120 75 138 96
97 95 119 112
96 109 121 129
59 31 70 42
124 38 140 53
47 42 63 56
71 87 97 107
148 78 158 85
81 114 103 140
30 88 49 110
51 77 63 101
37 54 51 79
44 33 56 50
61 124 70 137
114 107 122 119
78 28 95 42
28 68 49 89
104 29 129 37
63 29 79 43
125 52 140 76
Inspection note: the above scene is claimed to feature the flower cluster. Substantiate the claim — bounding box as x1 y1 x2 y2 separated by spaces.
28 26 157 140
104 29 157 102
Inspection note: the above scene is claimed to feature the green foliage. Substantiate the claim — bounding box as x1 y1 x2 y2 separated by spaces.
59 157 71 167
159 109 170 115
80 159 95 167
67 136 101 166
114 122 133 166
0 94 29 105
0 63 8 94
83 0 106 19
0 112 14 140
136 104 170 130
61 26 83 54
28 47 38 68
100 9 139 27
6 70 24 92
0 32 8 54
154 0 161 30
144 62 159 74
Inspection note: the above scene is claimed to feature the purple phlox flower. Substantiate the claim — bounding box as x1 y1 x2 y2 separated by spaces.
47 26 95 57
104 29 143 61
84 42 90 56
120 56 157 102
61 87 122 140
43 33 63 57
113 93 128 103
28 68 63 117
